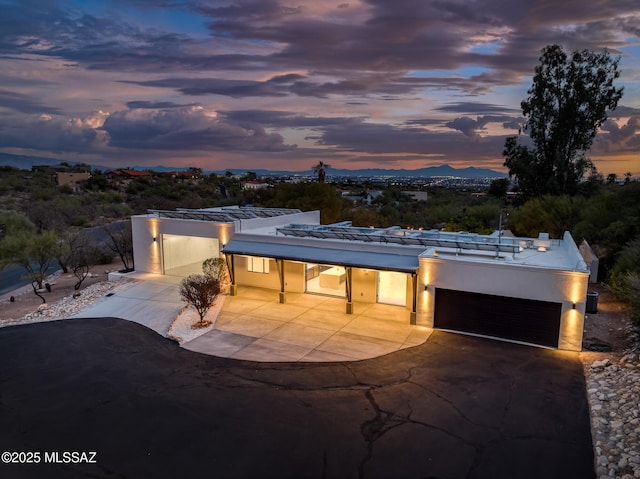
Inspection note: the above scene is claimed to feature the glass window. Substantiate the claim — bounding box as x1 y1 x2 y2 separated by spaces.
247 256 270 274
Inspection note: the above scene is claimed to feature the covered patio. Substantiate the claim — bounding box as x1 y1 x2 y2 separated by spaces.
184 286 432 362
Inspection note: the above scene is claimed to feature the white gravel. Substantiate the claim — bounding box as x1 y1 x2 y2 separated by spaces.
586 354 640 479
166 295 226 344
0 279 135 328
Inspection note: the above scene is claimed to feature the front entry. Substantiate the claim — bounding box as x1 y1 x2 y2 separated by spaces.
377 271 407 306
305 263 347 297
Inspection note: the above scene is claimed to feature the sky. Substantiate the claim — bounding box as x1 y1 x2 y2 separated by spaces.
1 0 640 175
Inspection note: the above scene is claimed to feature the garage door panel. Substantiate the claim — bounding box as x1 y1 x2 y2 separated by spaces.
434 289 561 348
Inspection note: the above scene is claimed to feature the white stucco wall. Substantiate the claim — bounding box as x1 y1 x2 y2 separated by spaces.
132 215 234 274
417 253 589 351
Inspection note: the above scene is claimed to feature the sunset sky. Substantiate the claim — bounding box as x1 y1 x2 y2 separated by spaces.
1 0 639 175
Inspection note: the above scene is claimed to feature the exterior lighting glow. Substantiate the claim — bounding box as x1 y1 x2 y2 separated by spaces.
537 246 547 252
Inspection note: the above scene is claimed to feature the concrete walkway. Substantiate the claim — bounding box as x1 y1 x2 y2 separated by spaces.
74 273 432 362
73 274 184 335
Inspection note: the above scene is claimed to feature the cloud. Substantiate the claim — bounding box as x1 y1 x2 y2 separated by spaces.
126 100 193 109
435 102 520 114
317 118 507 159
0 111 108 153
100 106 296 152
0 89 61 114
0 0 638 172
445 115 518 137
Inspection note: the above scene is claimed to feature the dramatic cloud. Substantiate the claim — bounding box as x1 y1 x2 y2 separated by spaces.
101 106 296 152
0 0 638 173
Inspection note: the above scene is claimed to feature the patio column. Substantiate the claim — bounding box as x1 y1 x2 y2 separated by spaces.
225 253 237 296
345 266 354 314
410 272 418 325
276 258 286 304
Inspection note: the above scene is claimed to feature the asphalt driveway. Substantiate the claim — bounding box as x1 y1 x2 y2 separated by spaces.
0 318 594 478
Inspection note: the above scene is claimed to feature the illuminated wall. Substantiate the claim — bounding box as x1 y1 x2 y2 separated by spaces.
417 254 590 351
132 215 234 275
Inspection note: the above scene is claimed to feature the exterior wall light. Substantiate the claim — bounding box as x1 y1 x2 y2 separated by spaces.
572 302 577 309
424 285 429 291
153 237 157 242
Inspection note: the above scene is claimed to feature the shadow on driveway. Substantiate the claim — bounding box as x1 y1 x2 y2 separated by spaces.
0 318 594 479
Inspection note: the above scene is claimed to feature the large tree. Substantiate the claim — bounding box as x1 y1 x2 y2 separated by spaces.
504 44 623 199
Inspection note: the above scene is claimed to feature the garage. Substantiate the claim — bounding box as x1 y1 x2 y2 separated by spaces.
162 234 219 277
433 288 562 348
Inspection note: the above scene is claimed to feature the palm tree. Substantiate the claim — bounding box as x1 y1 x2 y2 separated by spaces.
312 161 331 183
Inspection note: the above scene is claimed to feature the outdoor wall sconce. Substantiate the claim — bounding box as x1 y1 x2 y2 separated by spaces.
572 302 577 309
153 237 157 242
424 285 429 291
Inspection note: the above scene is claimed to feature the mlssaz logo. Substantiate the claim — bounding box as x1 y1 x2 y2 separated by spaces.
44 451 97 464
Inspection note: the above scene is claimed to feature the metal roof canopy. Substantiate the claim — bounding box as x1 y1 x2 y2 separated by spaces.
148 206 302 222
276 224 522 254
223 239 420 273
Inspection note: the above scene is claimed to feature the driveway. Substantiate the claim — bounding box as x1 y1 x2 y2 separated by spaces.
0 318 594 479
73 276 433 362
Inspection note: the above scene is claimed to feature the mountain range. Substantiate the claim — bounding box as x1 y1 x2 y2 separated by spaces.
0 152 506 178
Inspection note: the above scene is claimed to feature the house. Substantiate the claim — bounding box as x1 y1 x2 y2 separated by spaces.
241 181 270 190
55 171 91 191
131 206 591 351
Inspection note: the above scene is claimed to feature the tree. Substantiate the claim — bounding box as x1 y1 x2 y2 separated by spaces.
504 44 623 200
0 229 60 302
509 195 585 238
202 257 229 287
102 220 134 271
266 183 343 223
488 178 510 199
66 232 105 290
312 161 331 183
179 274 221 327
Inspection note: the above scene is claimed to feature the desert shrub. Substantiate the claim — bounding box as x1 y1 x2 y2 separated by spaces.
179 274 221 326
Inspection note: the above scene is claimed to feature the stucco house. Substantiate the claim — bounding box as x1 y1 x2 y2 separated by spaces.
132 206 591 351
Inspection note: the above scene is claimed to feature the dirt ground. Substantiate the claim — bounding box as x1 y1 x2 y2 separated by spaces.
0 258 124 322
581 282 634 360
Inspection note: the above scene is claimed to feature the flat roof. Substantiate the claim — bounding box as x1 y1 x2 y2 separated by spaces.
224 239 420 273
146 206 303 223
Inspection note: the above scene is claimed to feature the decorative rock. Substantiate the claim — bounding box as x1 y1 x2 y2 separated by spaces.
586 354 640 479
592 359 613 369
0 279 134 330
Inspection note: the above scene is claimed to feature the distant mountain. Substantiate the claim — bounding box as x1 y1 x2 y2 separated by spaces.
215 165 506 178
0 152 505 178
0 153 109 171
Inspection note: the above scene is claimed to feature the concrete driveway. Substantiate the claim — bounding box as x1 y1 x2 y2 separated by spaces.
74 275 432 362
0 318 594 479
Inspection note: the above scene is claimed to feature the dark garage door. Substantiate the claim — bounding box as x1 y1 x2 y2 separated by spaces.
434 288 562 348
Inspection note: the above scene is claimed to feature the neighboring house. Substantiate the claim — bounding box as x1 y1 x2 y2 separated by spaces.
109 169 153 178
131 206 591 351
241 181 270 190
55 172 91 191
